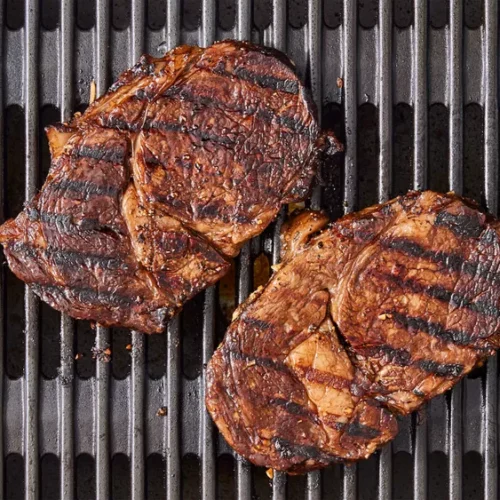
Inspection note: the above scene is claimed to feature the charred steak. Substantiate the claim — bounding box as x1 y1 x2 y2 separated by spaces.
206 191 500 472
0 41 339 333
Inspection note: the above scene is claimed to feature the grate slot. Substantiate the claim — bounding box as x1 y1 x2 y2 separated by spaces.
483 2 498 499
23 0 40 499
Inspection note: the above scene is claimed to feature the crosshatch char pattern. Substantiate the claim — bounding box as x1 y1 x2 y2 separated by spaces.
0 0 498 499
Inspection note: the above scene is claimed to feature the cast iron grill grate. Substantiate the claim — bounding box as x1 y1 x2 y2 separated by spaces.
0 0 497 498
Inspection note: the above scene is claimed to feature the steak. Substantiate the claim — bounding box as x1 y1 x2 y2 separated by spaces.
206 191 500 472
0 41 339 333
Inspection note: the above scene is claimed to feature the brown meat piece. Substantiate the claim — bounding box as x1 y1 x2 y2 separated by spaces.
0 41 339 333
206 191 500 472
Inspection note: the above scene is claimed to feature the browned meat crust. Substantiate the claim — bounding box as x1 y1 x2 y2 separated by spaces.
0 41 338 333
206 191 500 472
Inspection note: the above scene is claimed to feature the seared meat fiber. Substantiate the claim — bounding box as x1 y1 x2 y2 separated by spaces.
206 191 500 472
0 41 338 333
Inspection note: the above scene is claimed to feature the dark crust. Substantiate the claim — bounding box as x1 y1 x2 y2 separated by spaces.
206 190 500 473
0 40 337 334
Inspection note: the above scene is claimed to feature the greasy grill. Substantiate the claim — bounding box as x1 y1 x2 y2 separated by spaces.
0 0 497 499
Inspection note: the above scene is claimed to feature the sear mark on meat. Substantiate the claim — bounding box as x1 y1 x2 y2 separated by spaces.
206 191 500 472
0 41 340 333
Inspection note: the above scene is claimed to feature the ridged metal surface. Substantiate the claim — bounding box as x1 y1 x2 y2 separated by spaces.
1 0 499 499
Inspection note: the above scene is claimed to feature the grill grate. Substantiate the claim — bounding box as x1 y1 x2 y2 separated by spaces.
1 0 499 498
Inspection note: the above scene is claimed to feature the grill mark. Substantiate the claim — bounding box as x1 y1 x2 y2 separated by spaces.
435 211 484 238
378 272 500 318
32 283 136 308
270 398 316 420
212 65 300 94
293 365 352 390
417 360 464 377
272 437 337 463
11 242 129 271
27 209 122 235
364 345 413 365
143 120 236 146
381 237 500 284
340 421 381 439
72 144 126 163
240 315 275 332
225 348 292 375
389 311 475 345
49 179 121 198
365 345 469 375
162 86 312 136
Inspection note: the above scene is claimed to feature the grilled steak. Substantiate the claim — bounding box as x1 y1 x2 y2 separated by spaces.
206 191 500 472
0 41 339 333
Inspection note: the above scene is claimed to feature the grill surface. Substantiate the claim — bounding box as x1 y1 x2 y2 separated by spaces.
1 0 499 498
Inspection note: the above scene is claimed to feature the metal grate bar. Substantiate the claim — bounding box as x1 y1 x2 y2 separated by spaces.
307 471 321 500
234 6 253 497
165 0 180 52
236 243 252 500
342 1 357 497
412 1 428 499
413 0 428 192
201 288 216 500
166 317 181 500
272 471 287 500
94 2 111 499
272 0 286 53
308 0 322 211
201 0 216 49
448 2 464 500
236 0 251 42
59 2 75 498
163 11 181 500
269 2 287 498
378 0 392 203
306 0 322 494
24 0 40 498
343 466 357 500
377 2 392 497
130 3 146 500
483 1 498 499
